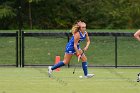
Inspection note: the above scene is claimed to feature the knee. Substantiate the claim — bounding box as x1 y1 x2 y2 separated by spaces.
63 60 69 65
81 55 87 62
84 58 87 62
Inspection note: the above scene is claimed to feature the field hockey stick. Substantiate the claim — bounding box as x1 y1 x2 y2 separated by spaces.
73 50 85 74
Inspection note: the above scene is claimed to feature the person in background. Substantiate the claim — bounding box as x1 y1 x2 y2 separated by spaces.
134 30 140 41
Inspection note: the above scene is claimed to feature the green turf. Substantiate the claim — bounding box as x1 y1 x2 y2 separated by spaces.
0 37 16 65
0 68 140 93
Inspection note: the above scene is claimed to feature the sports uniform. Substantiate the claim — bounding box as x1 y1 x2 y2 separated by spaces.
65 31 87 54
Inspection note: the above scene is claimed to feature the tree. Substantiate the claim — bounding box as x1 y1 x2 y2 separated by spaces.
128 0 140 28
0 0 16 29
0 1 16 19
1 0 140 29
27 0 43 29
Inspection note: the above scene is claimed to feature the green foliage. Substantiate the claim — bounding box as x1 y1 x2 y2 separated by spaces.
1 0 140 29
0 6 15 19
0 0 16 18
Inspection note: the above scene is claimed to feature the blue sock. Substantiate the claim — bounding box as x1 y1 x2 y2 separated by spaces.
82 62 88 76
51 61 65 70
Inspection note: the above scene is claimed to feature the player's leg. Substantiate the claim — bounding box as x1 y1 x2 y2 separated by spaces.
48 53 73 77
80 53 88 76
80 53 94 78
51 53 73 70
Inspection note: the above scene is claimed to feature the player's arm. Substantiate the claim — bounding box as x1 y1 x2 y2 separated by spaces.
74 32 80 55
134 30 140 41
84 32 90 51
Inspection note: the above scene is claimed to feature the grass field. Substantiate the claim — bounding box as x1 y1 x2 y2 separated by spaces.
0 67 140 93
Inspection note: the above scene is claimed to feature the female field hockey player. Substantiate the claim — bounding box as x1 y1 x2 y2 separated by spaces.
134 30 140 41
48 21 94 78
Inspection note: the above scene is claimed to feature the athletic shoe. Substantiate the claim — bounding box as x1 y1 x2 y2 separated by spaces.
84 74 95 78
48 66 53 77
137 73 140 82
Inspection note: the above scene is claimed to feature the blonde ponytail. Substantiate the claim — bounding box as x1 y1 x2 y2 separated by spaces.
71 24 79 35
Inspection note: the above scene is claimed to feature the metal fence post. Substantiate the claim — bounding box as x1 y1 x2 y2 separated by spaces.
17 0 23 67
22 31 24 67
16 31 18 67
19 30 22 67
115 36 118 68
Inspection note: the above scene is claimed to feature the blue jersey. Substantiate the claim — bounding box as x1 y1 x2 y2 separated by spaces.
65 31 87 54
